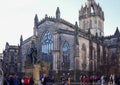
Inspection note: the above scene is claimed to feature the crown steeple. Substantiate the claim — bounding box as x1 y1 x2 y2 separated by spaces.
79 0 104 37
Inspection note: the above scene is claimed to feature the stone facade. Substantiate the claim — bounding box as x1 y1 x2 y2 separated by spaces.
2 0 120 78
20 0 105 75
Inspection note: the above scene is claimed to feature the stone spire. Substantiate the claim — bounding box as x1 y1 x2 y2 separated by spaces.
114 27 120 37
20 35 23 45
75 22 79 45
56 7 60 19
34 14 39 27
5 42 9 49
34 14 39 36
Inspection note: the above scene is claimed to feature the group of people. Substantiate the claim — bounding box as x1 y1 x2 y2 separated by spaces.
3 74 34 85
40 74 55 85
61 73 70 85
80 74 120 85
3 73 120 85
40 73 71 85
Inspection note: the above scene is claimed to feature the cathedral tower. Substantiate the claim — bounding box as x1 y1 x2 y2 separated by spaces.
79 0 104 37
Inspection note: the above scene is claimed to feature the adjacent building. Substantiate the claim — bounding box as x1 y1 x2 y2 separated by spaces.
2 42 20 76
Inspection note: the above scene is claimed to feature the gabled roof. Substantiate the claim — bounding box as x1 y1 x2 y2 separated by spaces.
38 16 75 29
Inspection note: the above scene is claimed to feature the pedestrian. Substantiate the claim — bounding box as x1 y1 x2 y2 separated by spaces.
3 77 8 85
20 77 24 85
9 75 14 85
67 74 70 85
24 76 30 85
13 75 19 85
101 75 105 85
42 74 47 85
82 76 87 85
51 76 55 85
61 73 66 85
29 77 34 85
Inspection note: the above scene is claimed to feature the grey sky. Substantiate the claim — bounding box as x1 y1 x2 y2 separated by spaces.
0 0 120 52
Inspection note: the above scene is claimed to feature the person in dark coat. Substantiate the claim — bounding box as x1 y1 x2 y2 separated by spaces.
3 77 8 85
29 77 34 85
9 75 14 85
42 74 47 85
13 75 19 85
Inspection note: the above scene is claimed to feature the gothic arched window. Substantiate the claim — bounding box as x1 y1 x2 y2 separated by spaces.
82 43 87 70
91 5 94 13
62 41 70 70
41 31 53 62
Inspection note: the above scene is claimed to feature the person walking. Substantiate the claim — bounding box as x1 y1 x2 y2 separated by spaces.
3 77 8 85
9 75 14 85
67 74 70 85
13 75 19 85
101 75 105 85
29 77 34 85
42 74 47 85
82 76 87 85
24 76 30 85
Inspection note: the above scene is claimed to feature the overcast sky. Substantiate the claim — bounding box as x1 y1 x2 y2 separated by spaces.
0 0 120 52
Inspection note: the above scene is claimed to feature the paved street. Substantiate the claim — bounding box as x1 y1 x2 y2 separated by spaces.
47 82 117 85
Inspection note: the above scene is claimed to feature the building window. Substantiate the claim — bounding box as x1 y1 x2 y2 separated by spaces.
41 31 53 62
62 41 70 70
91 6 94 13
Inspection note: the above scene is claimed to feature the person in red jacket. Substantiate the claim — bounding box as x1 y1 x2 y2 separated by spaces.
82 76 87 85
24 76 30 85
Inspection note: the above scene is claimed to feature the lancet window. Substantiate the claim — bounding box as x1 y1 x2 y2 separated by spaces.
62 41 70 70
41 31 53 62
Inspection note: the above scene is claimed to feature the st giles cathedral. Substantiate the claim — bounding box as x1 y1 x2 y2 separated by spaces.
3 0 120 79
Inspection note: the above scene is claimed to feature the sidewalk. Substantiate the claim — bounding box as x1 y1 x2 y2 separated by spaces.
48 82 117 85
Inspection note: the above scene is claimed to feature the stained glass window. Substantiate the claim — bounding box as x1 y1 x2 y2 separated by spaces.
62 41 70 70
41 31 53 62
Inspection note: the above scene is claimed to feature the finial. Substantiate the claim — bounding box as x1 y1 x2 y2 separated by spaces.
75 22 78 28
34 14 39 26
45 14 48 19
56 7 60 19
20 35 23 41
20 35 23 45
